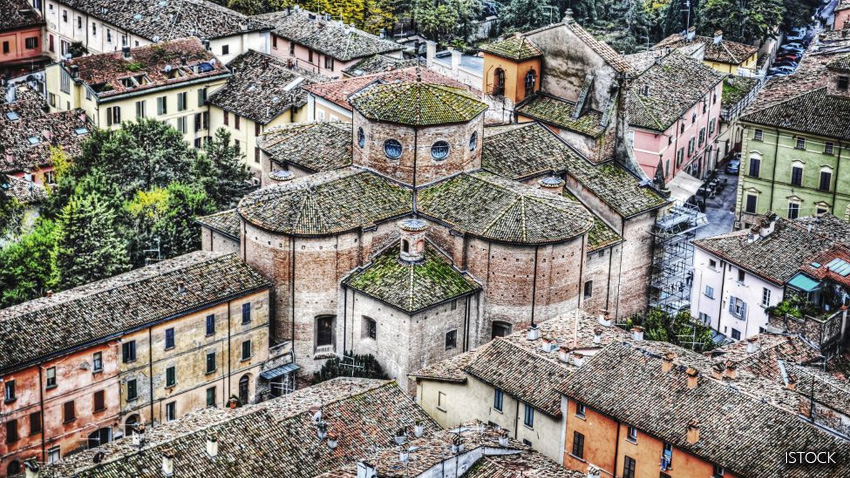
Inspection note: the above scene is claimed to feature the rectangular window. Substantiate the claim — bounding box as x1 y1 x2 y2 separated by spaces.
1 41 8 54
109 106 122 126
48 447 60 464
819 171 832 191
445 330 457 350
623 456 636 478
324 56 334 71
206 314 215 336
576 401 586 418
198 88 207 107
796 137 806 150
709 258 717 269
106 29 112 43
241 302 251 324
523 403 534 428
583 280 593 298
698 127 706 146
290 41 295 55
308 49 313 63
165 402 176 421
222 44 229 55
254 147 261 164
791 166 803 186
63 400 76 423
224 111 229 126
5 419 19 443
127 379 138 401
29 411 42 436
493 388 503 411
839 76 849 91
627 425 637 442
738 269 745 283
177 116 187 134
687 137 695 156
272 36 278 49
749 158 760 178
25 37 38 49
704 285 714 299
93 390 105 412
92 23 96 36
164 328 175 350
362 316 377 340
177 92 187 112
714 465 725 476
572 431 585 459
437 391 446 410
206 387 216 407
255 123 261 137
166 366 176 387
4 380 15 402
46 366 56 388
698 312 711 325
135 100 146 119
731 328 741 340
241 340 252 361
157 96 167 115
122 341 136 363
825 142 835 155
745 194 757 214
206 352 216 373
762 287 771 307
676 148 684 167
235 114 241 130
754 129 763 141
709 118 716 136
788 202 800 219
729 296 747 319
662 442 673 470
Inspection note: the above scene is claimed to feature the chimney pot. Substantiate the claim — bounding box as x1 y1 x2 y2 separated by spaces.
206 434 218 458
327 431 339 450
309 405 322 423
558 345 571 363
498 429 509 447
631 326 644 341
162 449 175 476
46 290 53 298
572 351 585 367
686 419 700 444
394 427 407 446
713 30 723 44
414 421 425 437
724 362 738 380
598 311 612 327
786 377 797 391
592 328 603 344
746 336 759 354
526 324 541 341
357 461 377 478
686 367 699 389
711 362 724 380
662 352 675 373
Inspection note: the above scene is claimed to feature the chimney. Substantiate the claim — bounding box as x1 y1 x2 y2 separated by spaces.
316 421 328 440
711 362 724 380
498 429 509 447
686 367 699 389
451 434 464 454
399 446 409 462
398 218 427 263
558 345 571 363
176 280 186 295
713 30 723 44
309 405 322 423
592 328 602 345
527 324 541 341
686 26 696 42
686 419 700 444
662 352 675 373
598 311 612 327
132 423 146 448
414 420 425 437
425 41 437 67
786 376 797 391
587 464 602 478
450 48 461 76
631 326 644 341
122 45 131 60
46 290 53 298
161 449 175 476
394 427 406 446
538 176 565 195
357 461 377 478
206 434 218 458
541 336 557 353
327 431 339 450
724 362 738 380
572 351 584 367
746 336 759 354
24 459 39 478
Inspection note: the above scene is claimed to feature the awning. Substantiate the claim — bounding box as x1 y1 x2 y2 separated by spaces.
667 171 703 204
260 363 300 381
787 273 821 292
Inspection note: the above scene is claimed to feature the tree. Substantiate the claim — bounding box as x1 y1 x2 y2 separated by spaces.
412 0 482 43
627 308 717 352
698 0 783 43
313 352 388 384
500 0 557 33
54 193 131 289
0 219 59 307
194 128 253 209
0 182 24 240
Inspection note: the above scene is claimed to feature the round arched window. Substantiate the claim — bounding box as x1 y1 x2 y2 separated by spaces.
384 139 402 159
431 141 450 161
469 132 478 152
357 127 365 148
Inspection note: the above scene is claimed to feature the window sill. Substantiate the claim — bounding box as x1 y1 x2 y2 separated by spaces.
626 438 637 445
575 414 586 421
94 407 107 414
492 408 503 414
4 397 16 404
436 406 447 413
206 369 217 375
240 356 252 362
46 384 57 390
92 369 103 375
165 383 177 390
568 454 586 463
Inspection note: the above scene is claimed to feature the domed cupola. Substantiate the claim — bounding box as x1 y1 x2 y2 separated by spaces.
348 80 487 187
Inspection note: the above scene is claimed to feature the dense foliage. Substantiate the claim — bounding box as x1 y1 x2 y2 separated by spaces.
626 308 718 352
313 352 389 383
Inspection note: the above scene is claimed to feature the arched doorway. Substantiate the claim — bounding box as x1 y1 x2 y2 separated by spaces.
524 69 537 98
7 460 21 476
493 68 505 96
238 374 250 404
124 414 140 437
87 427 112 449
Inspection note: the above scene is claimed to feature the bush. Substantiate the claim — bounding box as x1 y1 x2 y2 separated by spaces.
313 352 388 384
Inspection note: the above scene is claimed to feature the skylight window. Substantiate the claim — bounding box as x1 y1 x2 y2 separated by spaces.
5 112 20 121
27 136 41 145
74 127 89 136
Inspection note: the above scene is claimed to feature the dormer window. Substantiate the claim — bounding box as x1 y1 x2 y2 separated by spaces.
383 139 402 160
430 141 449 161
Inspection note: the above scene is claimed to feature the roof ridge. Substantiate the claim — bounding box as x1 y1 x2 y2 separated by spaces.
629 90 666 132
746 86 829 117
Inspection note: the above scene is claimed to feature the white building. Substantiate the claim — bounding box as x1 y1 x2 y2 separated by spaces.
425 41 483 91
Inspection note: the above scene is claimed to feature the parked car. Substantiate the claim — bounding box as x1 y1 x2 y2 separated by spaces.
778 53 802 62
784 42 805 50
779 46 805 56
769 66 796 76
789 26 807 36
726 158 740 174
774 60 798 68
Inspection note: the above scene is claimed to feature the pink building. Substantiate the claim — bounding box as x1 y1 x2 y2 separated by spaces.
255 7 403 78
626 51 725 182
0 0 49 79
836 0 850 31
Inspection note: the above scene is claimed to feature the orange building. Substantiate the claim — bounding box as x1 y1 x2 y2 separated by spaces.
479 34 542 125
0 252 272 476
0 0 49 79
556 342 850 478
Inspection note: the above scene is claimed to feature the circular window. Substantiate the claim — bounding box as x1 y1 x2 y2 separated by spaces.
469 132 478 152
431 141 450 161
357 127 365 148
384 139 402 159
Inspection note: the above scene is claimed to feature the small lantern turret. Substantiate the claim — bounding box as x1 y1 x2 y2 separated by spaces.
399 218 428 263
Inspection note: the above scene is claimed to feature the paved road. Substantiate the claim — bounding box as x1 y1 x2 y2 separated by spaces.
695 170 739 239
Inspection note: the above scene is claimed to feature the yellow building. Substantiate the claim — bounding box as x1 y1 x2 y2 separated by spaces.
479 34 542 124
654 28 759 76
206 49 323 177
45 38 229 148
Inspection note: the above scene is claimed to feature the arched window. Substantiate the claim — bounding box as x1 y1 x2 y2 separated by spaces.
431 141 450 161
492 321 512 339
87 428 112 449
493 68 505 96
384 139 402 159
357 127 365 148
469 132 478 152
7 461 21 476
524 69 537 98
124 414 140 437
238 375 250 404
402 239 410 253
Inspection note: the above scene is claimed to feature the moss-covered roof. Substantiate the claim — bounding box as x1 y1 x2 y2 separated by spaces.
343 242 480 313
349 82 487 126
195 209 241 240
515 94 605 138
563 190 621 252
419 171 593 244
237 168 412 235
259 122 352 173
480 34 542 61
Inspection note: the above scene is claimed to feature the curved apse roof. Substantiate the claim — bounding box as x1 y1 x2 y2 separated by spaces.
349 82 487 126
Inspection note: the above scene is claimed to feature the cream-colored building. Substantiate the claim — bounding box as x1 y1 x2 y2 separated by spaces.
45 38 229 148
206 49 325 176
409 311 630 463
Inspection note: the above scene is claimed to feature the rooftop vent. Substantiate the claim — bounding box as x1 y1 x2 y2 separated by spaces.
283 77 305 92
27 136 41 145
631 326 644 341
686 419 700 444
162 449 175 476
746 336 759 354
558 345 571 363
177 280 186 295
399 447 409 463
526 323 541 341
572 351 585 367
206 434 218 458
316 420 328 440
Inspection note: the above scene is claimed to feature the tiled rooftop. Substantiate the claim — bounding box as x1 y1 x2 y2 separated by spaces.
794 214 850 246
237 167 412 235
53 0 269 41
479 34 542 61
195 209 241 240
343 241 480 314
628 51 724 132
304 67 470 111
742 87 850 140
418 171 593 244
67 38 229 99
259 122 352 173
349 82 487 126
515 94 605 138
341 54 420 77
2 174 47 204
0 85 90 174
254 8 403 62
783 361 850 418
524 19 634 74
207 50 326 124
556 342 850 478
0 0 43 32
0 252 269 373
654 32 759 65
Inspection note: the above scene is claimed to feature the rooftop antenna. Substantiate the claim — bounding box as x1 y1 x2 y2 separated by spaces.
682 0 692 31
143 237 162 265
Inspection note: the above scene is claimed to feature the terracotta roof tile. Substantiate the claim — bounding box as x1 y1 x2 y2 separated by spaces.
0 0 43 32
195 209 241 240
515 94 605 137
654 33 758 66
741 88 850 140
349 82 486 126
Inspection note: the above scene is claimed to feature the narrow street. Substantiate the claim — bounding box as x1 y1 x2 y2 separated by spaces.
695 169 739 239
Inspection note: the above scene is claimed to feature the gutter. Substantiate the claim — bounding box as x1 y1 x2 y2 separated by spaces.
96 73 231 104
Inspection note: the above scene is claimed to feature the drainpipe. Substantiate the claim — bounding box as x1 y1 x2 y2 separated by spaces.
768 127 781 212
38 366 45 462
831 140 842 210
342 286 348 355
530 246 539 326
577 236 586 310
148 327 154 423
716 259 727 332
227 300 232 402
291 236 296 343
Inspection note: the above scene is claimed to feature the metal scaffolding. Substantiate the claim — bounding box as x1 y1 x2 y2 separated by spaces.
649 202 707 315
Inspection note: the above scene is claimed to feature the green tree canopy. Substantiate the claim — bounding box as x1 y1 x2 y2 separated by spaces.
0 219 60 307
193 128 254 209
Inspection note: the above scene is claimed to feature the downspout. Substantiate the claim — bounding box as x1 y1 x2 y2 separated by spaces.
38 366 45 462
227 300 232 401
716 260 727 332
613 418 622 477
831 141 842 210
148 327 154 422
530 246 539 326
768 127 781 212
463 297 471 352
412 129 418 212
577 236 586 310
605 243 614 310
514 397 520 439
342 286 348 355
291 236 296 343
